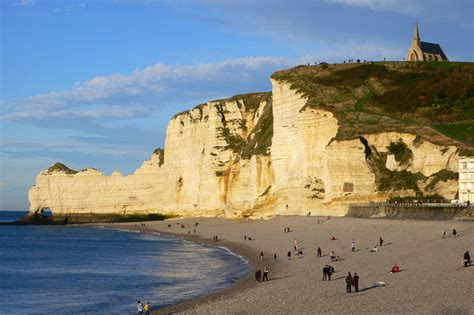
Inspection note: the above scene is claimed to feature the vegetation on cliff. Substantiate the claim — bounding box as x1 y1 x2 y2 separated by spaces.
213 92 273 159
387 140 413 165
47 163 77 174
153 148 165 166
272 62 474 153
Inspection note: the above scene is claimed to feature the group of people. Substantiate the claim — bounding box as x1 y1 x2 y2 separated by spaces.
255 266 269 282
243 235 253 241
345 272 360 293
322 265 334 281
136 301 150 315
441 228 458 239
284 227 291 233
212 235 219 242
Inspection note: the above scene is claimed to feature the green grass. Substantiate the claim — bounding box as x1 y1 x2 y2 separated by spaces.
271 62 474 142
432 121 474 146
47 163 77 174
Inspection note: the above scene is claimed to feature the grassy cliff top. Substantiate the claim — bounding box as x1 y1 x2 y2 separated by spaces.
272 61 474 153
47 163 78 174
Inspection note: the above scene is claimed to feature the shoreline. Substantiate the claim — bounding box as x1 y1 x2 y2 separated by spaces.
95 221 285 314
98 216 473 314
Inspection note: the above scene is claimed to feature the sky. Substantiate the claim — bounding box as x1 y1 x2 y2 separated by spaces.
1 0 473 210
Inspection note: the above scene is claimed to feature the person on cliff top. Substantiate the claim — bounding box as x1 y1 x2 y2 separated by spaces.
452 229 457 238
262 266 269 281
352 273 359 292
345 272 353 293
260 251 264 261
317 247 322 257
379 237 384 247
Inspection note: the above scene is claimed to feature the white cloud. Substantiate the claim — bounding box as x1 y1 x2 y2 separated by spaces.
1 56 292 122
16 0 36 6
322 0 420 15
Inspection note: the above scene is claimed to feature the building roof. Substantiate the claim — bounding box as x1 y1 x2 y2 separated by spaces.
420 41 447 59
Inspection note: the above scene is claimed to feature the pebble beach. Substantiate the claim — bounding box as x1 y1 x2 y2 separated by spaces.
116 216 473 314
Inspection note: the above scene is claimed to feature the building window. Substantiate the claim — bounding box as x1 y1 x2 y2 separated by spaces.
461 162 467 169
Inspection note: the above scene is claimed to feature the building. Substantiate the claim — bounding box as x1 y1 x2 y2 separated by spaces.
459 157 474 203
406 23 448 62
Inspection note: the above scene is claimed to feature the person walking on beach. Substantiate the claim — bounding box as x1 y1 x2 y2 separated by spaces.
379 237 384 247
452 229 457 238
294 239 298 251
262 266 269 281
288 251 292 260
255 270 261 282
352 273 359 292
328 265 333 281
322 266 329 281
463 251 471 267
260 251 264 261
317 247 322 257
351 241 356 252
144 302 150 315
345 272 353 293
136 301 144 314
442 230 446 239
274 253 277 262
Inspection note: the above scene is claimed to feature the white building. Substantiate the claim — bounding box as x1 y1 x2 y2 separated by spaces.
459 157 474 203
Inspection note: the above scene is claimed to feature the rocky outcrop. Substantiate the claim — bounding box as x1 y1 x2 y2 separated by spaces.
29 66 469 220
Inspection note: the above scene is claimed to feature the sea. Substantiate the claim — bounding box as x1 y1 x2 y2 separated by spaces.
0 211 249 314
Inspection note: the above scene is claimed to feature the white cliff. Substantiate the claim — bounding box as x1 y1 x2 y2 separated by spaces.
28 68 467 220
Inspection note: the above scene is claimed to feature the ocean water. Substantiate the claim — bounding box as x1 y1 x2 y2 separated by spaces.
0 211 249 314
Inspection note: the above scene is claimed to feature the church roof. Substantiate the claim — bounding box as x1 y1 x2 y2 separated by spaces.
420 41 447 59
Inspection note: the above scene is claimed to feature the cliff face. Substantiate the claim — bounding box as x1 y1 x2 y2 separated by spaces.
29 63 471 219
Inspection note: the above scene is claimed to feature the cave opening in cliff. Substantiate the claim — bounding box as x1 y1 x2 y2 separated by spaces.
358 136 372 159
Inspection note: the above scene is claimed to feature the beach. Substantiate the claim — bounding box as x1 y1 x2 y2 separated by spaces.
115 217 473 314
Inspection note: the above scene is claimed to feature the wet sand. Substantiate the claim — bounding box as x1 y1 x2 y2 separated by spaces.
116 217 473 314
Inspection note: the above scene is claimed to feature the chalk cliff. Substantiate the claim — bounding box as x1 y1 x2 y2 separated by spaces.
28 63 473 220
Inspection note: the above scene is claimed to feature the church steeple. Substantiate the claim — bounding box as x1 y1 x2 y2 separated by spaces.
413 22 420 43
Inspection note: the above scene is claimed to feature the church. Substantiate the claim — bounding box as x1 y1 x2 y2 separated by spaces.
406 23 448 62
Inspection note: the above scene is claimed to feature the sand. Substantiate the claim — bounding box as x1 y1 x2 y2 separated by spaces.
115 217 473 314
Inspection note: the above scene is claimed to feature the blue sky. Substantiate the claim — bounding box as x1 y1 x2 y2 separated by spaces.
1 0 473 210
